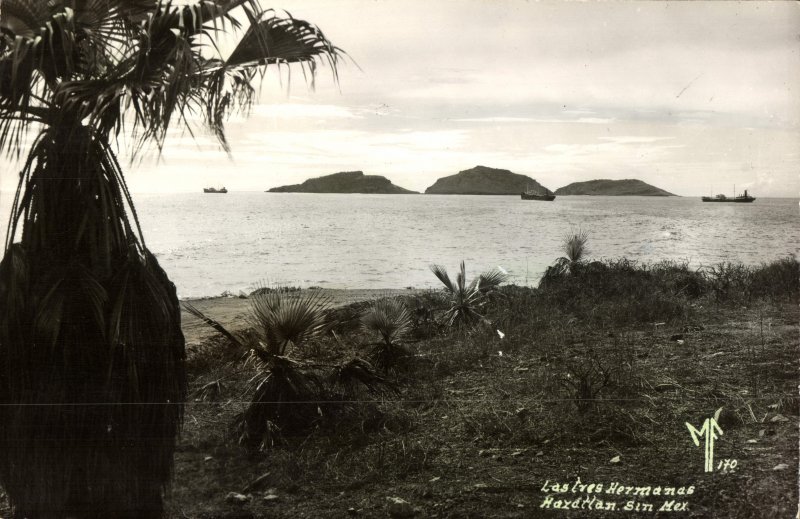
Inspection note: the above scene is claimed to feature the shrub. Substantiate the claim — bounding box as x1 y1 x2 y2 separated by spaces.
706 261 754 303
748 255 799 301
430 261 508 328
541 230 590 283
704 255 798 303
248 289 334 356
360 299 414 371
537 258 696 325
184 290 393 450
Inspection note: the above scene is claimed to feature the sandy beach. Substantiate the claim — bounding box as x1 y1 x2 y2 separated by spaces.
180 288 425 347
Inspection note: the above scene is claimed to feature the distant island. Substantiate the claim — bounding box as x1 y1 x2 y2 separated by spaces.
267 171 417 194
424 165 553 195
554 179 675 196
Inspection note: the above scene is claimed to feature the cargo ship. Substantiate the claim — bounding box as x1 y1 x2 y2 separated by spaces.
701 187 754 203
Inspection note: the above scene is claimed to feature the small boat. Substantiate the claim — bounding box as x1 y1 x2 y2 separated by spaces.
701 187 755 203
520 186 555 201
203 187 228 193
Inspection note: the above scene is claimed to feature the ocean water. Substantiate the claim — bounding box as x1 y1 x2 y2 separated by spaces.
1 192 797 299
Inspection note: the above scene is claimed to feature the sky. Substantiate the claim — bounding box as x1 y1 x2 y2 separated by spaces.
1 0 799 196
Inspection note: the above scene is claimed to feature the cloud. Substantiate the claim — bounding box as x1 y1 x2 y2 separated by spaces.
454 117 542 123
5 1 798 198
599 136 676 144
453 116 614 125
251 103 360 119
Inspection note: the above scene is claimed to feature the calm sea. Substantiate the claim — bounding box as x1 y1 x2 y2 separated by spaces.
1 192 797 299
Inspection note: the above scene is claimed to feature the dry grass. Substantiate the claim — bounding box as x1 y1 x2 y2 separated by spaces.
151 258 800 518
4 260 793 518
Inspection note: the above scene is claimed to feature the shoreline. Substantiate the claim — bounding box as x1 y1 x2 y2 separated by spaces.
180 287 427 348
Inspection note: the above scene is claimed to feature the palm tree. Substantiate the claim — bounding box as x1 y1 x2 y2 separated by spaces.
429 261 508 328
187 290 393 449
360 298 413 371
551 230 590 276
238 289 333 447
0 1 342 517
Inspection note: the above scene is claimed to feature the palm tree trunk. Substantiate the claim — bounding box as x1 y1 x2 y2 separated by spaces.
0 127 186 519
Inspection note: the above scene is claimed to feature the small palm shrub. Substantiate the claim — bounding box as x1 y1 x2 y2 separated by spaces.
360 299 414 371
563 229 590 264
236 290 334 446
429 261 508 328
404 290 449 340
248 289 333 356
185 290 393 450
541 230 590 284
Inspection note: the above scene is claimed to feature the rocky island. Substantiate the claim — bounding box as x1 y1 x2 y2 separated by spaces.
267 171 417 194
554 179 675 196
424 165 552 195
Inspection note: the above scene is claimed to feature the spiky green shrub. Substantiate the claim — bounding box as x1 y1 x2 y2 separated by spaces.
186 291 393 449
562 229 590 264
0 1 342 516
237 290 333 446
429 261 508 328
360 298 414 371
249 289 334 356
558 229 590 273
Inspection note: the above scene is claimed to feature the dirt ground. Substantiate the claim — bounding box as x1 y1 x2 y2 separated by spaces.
0 289 794 518
168 293 799 519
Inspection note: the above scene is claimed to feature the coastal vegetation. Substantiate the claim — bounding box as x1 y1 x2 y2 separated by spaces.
0 1 342 517
360 299 415 372
265 168 677 197
554 179 675 196
185 289 395 451
544 228 590 277
424 165 553 195
268 171 417 194
167 241 797 518
429 261 509 327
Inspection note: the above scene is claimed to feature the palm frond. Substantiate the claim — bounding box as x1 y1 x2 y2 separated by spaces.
249 289 333 356
0 1 343 513
0 244 29 326
431 260 501 328
226 10 342 73
0 1 55 38
237 356 326 449
360 298 413 347
562 230 589 264
329 357 397 398
0 122 185 518
477 268 509 293
430 264 457 293
182 301 245 350
1 1 344 158
457 260 467 292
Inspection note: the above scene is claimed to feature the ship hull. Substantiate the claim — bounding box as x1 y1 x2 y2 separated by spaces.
521 193 556 201
701 197 755 203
